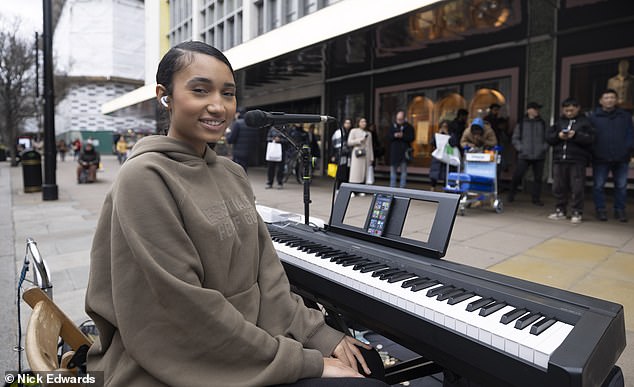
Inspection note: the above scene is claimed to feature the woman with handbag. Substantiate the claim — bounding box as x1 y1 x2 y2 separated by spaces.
347 118 374 192
429 120 451 191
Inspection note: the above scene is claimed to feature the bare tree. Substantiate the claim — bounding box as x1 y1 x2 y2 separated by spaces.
0 19 38 166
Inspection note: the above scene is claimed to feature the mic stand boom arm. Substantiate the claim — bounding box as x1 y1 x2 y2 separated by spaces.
268 126 313 226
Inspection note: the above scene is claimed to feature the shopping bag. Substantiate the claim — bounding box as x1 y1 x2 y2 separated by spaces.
327 163 338 178
431 133 461 166
366 165 375 185
265 142 282 162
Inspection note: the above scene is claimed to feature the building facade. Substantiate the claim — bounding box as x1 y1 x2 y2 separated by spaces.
106 0 634 179
54 0 154 152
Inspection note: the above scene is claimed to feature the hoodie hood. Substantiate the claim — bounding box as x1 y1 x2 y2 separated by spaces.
127 135 217 165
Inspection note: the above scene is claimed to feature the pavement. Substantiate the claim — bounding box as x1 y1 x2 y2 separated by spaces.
1 154 633 386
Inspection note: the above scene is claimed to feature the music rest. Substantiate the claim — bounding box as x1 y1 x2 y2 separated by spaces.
329 183 460 259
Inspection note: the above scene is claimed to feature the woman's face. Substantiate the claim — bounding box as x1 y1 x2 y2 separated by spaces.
359 118 367 129
165 53 236 153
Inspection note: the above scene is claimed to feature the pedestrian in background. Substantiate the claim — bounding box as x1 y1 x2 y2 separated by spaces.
388 110 414 188
331 118 352 189
508 102 548 206
115 136 128 164
449 109 469 153
265 126 287 189
546 98 595 224
72 138 82 160
76 143 100 183
57 139 68 162
226 108 259 173
429 120 451 191
589 88 633 222
348 117 374 190
460 117 497 150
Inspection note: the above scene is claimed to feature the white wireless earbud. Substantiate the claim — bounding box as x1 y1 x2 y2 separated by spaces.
160 96 169 108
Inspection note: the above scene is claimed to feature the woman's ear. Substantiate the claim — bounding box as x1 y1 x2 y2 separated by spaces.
156 85 169 108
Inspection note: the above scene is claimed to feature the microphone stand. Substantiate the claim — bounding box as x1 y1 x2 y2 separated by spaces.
270 126 313 226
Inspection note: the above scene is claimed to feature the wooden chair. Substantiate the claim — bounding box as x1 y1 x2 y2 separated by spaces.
23 287 93 386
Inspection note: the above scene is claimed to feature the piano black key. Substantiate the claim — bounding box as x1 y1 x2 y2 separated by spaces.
387 272 416 283
437 288 465 302
515 312 542 330
530 317 557 335
341 258 368 267
380 270 407 281
308 246 330 253
352 261 379 270
321 250 344 258
427 284 454 298
479 301 507 317
359 263 388 273
401 277 428 288
500 308 528 325
372 267 400 278
447 291 475 305
328 253 350 261
333 255 360 264
466 297 494 312
300 243 322 252
315 248 337 257
411 279 440 292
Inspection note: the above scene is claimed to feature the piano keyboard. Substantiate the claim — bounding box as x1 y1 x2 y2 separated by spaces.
266 222 625 387
270 228 573 369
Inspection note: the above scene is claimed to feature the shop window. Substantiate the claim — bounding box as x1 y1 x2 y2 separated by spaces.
407 96 433 159
568 57 634 112
378 75 513 167
468 88 506 118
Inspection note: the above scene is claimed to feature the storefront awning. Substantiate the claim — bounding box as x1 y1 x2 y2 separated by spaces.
223 0 439 71
101 83 157 116
102 0 440 116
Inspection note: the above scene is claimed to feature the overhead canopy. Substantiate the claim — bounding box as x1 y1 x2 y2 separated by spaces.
101 83 157 116
223 0 438 71
102 0 439 116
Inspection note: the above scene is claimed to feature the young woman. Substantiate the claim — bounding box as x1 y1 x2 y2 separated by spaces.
85 41 387 387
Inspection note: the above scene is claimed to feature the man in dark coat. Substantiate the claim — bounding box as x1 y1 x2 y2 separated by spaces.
508 102 548 206
388 110 415 188
546 98 595 223
226 109 260 173
448 109 469 152
589 88 633 222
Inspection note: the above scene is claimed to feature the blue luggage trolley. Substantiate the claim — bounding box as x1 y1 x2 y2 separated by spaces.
444 149 503 215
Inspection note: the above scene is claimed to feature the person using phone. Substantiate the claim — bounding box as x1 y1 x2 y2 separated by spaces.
546 98 595 223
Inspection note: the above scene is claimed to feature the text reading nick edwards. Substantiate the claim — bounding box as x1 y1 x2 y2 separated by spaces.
5 371 103 386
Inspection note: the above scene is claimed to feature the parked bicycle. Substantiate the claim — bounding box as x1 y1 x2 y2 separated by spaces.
283 147 315 184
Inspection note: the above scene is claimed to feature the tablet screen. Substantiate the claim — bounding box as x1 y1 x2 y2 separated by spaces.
366 193 393 236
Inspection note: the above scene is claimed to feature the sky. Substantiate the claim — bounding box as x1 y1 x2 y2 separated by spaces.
1 0 44 38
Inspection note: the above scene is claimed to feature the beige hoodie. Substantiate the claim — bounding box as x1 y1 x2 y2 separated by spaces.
85 135 344 386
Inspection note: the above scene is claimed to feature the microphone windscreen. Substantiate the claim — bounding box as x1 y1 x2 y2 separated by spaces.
245 110 267 127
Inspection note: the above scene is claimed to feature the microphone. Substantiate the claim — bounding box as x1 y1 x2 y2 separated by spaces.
245 109 334 127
